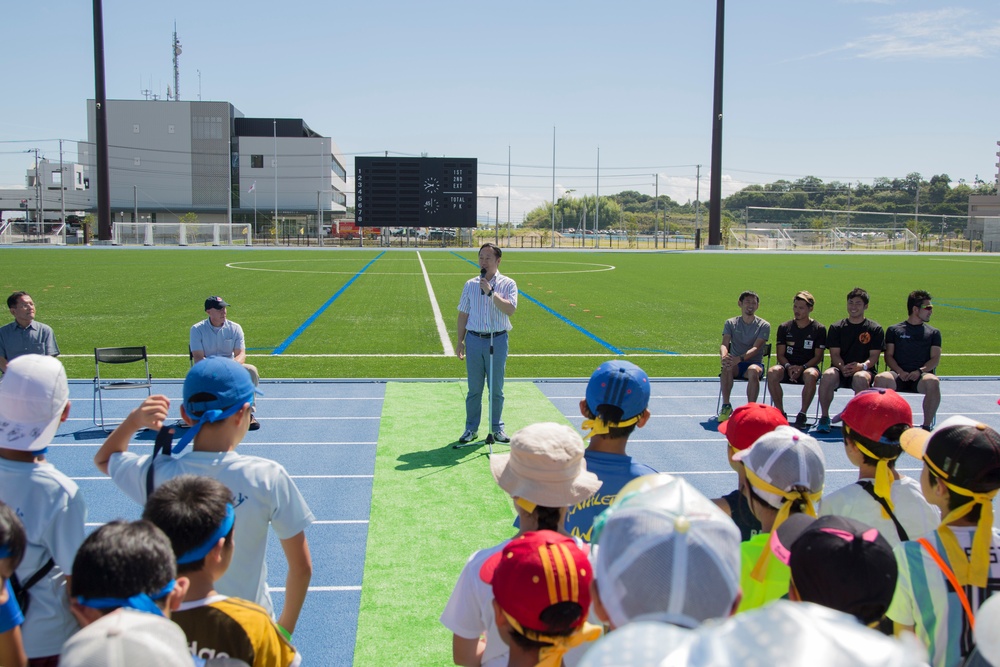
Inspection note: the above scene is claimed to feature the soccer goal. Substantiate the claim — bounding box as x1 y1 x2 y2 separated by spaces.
729 226 917 251
113 223 253 247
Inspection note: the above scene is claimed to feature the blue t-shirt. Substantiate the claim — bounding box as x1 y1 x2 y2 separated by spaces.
567 450 657 542
512 450 657 543
0 580 24 633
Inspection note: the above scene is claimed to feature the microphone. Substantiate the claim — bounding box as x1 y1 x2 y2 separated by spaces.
480 268 487 295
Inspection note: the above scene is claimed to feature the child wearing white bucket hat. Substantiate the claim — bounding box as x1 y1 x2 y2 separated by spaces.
441 422 603 667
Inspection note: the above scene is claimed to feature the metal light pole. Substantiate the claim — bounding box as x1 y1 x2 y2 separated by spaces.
707 0 726 247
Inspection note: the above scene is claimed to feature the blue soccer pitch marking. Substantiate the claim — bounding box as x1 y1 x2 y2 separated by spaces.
53 376 1000 664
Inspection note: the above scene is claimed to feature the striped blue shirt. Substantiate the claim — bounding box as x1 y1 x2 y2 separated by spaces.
887 526 1000 667
458 272 517 333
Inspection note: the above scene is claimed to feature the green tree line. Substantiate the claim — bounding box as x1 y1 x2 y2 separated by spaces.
520 173 998 235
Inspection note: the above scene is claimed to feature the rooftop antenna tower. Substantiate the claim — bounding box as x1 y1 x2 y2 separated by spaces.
172 22 182 100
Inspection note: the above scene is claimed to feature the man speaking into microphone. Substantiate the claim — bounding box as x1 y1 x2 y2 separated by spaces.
456 243 518 444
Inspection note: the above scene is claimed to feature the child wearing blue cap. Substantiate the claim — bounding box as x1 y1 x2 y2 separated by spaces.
571 360 657 542
94 357 314 639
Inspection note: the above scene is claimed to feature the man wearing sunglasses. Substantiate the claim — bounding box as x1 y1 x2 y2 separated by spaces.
875 290 941 430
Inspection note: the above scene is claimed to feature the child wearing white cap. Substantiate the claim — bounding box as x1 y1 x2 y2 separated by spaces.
732 425 825 612
0 355 87 663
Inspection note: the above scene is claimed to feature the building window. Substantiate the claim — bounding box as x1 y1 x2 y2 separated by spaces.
251 155 264 168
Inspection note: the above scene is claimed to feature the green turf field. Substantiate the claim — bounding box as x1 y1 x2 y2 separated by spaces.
2 247 997 378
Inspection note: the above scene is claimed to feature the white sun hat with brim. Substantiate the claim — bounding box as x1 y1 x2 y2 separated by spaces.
490 422 602 508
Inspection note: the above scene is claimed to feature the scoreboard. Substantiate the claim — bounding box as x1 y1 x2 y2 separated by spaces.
355 157 477 228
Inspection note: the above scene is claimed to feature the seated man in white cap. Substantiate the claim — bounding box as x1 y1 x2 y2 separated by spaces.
191 296 259 430
0 355 86 665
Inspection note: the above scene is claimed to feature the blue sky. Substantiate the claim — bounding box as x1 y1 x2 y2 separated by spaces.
3 0 998 222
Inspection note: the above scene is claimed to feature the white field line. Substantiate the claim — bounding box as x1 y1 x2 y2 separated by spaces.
418 251 454 357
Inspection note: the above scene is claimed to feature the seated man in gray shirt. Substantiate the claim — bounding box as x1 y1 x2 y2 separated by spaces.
190 296 260 429
0 291 59 373
718 290 770 422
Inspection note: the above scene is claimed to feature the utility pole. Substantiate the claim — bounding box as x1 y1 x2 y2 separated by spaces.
654 174 659 250
59 140 66 244
551 127 556 247
707 0 726 247
695 164 702 239
32 149 41 233
93 0 112 240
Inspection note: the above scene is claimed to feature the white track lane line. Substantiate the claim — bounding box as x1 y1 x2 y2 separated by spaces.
417 251 454 356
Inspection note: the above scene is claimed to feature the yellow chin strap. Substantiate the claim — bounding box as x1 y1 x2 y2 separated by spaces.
501 610 602 667
581 415 640 439
744 466 822 582
848 429 897 520
925 456 999 588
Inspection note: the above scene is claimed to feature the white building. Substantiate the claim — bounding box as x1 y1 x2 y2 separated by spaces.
0 158 92 226
82 99 347 225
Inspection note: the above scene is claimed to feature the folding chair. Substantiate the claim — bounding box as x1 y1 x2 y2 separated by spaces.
716 342 772 415
93 346 153 430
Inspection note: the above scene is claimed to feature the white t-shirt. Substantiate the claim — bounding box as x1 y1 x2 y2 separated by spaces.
109 450 314 618
441 543 508 667
887 525 1000 667
819 475 940 547
0 458 86 658
440 539 591 667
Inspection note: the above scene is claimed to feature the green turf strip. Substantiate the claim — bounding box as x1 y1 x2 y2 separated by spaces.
354 380 571 666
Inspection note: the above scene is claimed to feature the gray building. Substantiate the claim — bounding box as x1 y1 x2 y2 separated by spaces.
83 99 347 225
966 141 1000 248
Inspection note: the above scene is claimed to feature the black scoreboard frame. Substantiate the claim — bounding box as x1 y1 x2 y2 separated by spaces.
355 157 477 228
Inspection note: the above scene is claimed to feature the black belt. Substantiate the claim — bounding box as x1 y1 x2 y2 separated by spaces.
467 330 507 338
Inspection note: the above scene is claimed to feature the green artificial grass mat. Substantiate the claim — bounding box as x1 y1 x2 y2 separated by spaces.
354 380 570 666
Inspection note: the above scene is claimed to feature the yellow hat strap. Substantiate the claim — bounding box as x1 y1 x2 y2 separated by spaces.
745 467 821 582
581 415 640 440
853 439 896 519
932 476 998 588
501 610 602 667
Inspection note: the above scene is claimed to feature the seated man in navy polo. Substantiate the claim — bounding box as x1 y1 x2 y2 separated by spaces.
190 296 260 430
0 291 59 374
874 289 941 430
766 290 826 431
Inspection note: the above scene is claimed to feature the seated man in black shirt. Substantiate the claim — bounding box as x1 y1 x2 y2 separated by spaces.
817 287 884 432
874 289 941 430
767 291 826 431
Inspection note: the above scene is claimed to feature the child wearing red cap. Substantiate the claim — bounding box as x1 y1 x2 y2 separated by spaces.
441 423 602 667
819 389 939 547
479 531 600 667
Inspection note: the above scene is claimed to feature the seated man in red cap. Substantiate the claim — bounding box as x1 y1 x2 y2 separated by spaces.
479 531 601 667
820 389 939 547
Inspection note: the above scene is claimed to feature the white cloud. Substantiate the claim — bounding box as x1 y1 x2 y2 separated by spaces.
844 9 1000 60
